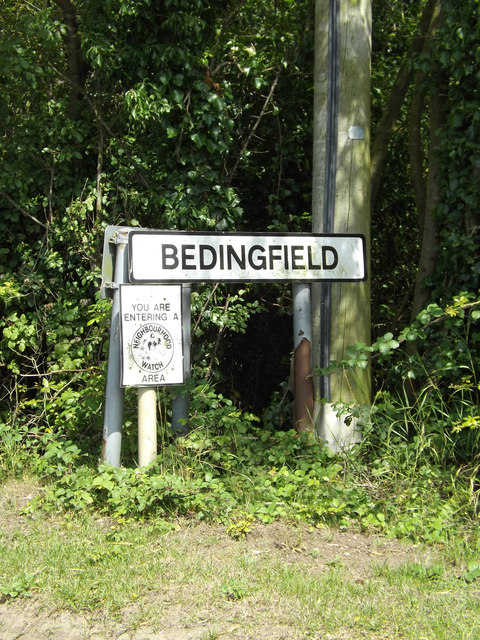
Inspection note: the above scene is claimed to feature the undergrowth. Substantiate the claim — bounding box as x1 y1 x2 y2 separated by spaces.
2 293 480 552
17 415 479 549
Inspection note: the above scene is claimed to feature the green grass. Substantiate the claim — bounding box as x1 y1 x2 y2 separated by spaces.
1 479 480 639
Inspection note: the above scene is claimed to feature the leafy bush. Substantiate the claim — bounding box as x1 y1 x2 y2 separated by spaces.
323 293 480 471
9 366 471 549
1 1 480 556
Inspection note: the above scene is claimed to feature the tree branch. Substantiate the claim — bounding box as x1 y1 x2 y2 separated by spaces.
53 0 88 120
370 0 440 207
50 64 150 188
227 68 281 185
209 0 248 75
408 72 427 228
0 191 48 229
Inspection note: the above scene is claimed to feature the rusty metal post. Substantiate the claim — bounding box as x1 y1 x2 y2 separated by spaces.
293 283 314 433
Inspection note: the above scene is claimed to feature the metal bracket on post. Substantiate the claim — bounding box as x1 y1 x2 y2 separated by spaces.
102 227 130 467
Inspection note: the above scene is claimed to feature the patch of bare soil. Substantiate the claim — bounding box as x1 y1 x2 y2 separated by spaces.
0 479 438 640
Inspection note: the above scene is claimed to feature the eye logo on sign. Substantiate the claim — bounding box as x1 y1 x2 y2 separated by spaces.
131 323 173 373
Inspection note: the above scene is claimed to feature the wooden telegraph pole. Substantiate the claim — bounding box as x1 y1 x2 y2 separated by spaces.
312 0 371 450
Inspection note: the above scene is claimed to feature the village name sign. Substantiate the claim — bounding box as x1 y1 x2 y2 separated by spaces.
128 231 366 283
104 229 366 388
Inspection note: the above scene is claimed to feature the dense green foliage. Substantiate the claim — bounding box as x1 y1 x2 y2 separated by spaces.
6 304 480 549
429 0 480 298
0 0 479 542
370 0 426 331
0 0 311 438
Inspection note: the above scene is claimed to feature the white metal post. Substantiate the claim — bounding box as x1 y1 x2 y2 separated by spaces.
138 386 157 466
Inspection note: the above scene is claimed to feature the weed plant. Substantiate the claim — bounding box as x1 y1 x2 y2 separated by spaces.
18 403 479 551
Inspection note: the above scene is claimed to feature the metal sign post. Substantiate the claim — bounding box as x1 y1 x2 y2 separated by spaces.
293 283 314 432
172 284 191 436
102 228 129 468
137 387 157 467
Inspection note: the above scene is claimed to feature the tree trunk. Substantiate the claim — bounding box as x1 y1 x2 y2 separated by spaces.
54 0 88 121
408 72 427 226
410 3 445 321
410 86 444 321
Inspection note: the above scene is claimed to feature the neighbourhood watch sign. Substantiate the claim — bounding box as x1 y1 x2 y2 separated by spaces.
120 284 184 387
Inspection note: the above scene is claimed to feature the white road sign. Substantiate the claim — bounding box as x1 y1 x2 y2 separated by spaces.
120 285 184 387
129 232 366 283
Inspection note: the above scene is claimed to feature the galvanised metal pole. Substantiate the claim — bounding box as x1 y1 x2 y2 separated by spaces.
172 283 191 435
102 229 129 467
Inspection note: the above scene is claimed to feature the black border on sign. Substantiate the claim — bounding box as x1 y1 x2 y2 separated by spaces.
128 230 368 283
119 284 185 388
